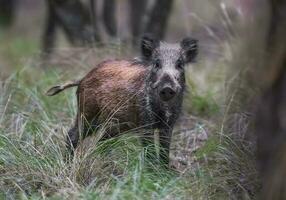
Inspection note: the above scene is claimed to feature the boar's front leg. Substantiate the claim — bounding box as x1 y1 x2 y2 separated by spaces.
141 129 160 162
159 127 173 166
141 129 155 150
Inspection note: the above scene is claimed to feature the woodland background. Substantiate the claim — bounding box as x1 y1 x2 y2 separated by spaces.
0 0 285 199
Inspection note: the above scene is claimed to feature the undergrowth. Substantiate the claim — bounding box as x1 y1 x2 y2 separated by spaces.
0 63 259 199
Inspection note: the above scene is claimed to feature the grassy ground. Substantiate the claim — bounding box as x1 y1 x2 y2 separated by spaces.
0 29 260 199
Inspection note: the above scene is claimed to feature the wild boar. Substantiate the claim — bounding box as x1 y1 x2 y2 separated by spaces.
46 35 198 165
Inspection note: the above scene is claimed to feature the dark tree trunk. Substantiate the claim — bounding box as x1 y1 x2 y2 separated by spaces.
42 0 101 57
255 0 286 199
50 0 94 45
0 0 16 27
256 67 286 200
42 0 57 57
144 0 174 40
129 0 148 45
103 0 117 38
89 0 101 43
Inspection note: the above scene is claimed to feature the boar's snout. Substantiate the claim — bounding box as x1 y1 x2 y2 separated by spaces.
159 86 176 102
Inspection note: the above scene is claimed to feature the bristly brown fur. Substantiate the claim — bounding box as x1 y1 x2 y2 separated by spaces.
77 59 147 132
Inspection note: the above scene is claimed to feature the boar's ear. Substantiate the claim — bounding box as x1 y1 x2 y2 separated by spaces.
141 34 159 60
180 37 198 63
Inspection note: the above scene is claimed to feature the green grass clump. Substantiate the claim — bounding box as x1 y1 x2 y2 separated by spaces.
191 92 219 117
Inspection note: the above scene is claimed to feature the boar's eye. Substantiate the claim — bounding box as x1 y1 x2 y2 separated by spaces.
154 59 161 69
176 59 184 70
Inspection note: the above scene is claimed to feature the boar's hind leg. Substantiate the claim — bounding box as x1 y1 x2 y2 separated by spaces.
66 114 99 156
65 114 86 156
66 124 79 156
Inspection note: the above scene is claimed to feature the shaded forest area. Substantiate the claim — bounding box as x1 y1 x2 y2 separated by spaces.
1 0 174 56
0 0 285 199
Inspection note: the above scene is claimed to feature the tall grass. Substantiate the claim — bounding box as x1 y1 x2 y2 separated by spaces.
0 60 259 199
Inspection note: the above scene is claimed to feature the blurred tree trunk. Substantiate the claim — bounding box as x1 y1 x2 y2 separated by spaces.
48 0 98 45
103 0 117 38
257 67 286 200
129 0 148 45
42 0 101 57
144 0 174 39
42 0 57 56
42 0 175 56
223 0 285 198
0 0 16 27
255 0 286 199
89 0 100 42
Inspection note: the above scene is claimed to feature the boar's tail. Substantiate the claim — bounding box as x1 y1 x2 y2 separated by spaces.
46 80 80 96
